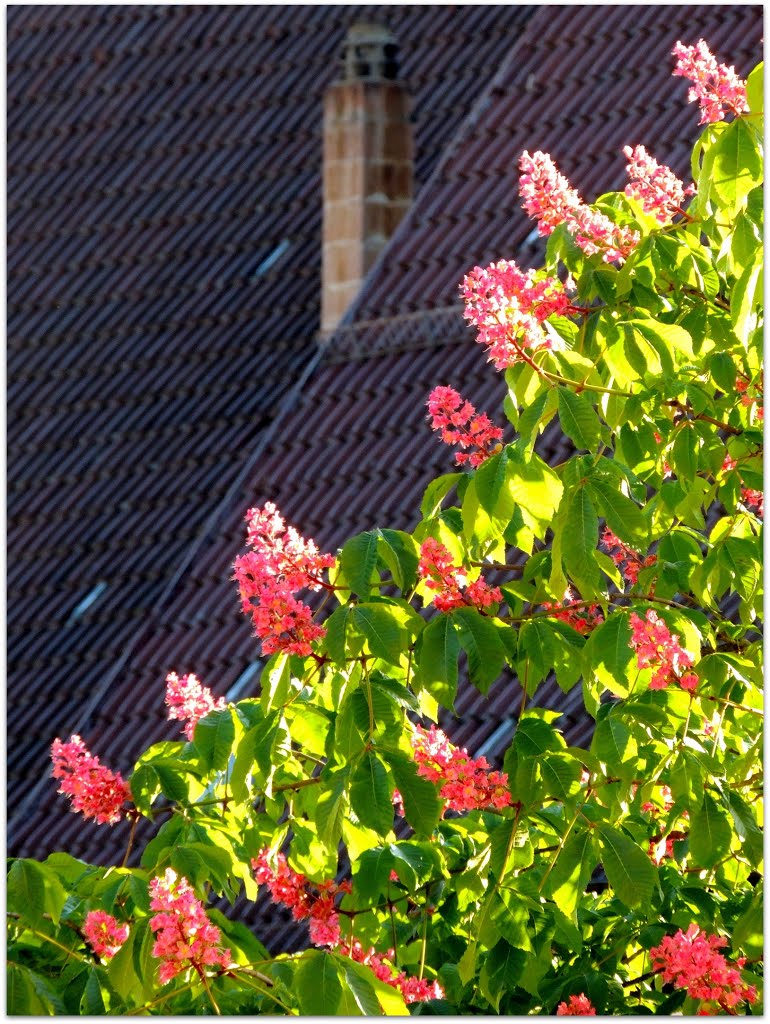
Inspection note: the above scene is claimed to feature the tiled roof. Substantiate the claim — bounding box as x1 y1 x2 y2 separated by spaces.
8 3 763 955
8 2 536 845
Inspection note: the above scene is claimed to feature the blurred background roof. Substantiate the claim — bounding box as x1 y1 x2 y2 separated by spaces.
7 3 763 952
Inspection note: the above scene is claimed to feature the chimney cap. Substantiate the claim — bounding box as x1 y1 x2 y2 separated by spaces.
342 22 399 81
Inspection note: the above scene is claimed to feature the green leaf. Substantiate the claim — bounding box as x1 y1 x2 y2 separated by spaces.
353 847 396 906
542 830 597 921
316 769 349 849
351 604 404 664
296 951 343 1015
732 890 763 958
337 957 382 1016
416 613 459 708
324 605 356 666
518 618 557 686
80 969 107 1015
518 388 558 450
583 612 635 699
710 117 763 220
335 692 366 760
724 790 764 866
479 940 527 1011
587 476 648 548
689 794 733 868
107 927 140 1002
668 752 706 813
557 388 601 451
505 449 564 540
339 531 381 598
382 750 441 835
342 958 409 1016
7 860 46 929
350 752 393 836
731 256 763 347
128 763 162 815
597 825 657 910
260 653 294 713
671 424 700 483
487 819 533 878
420 473 463 519
451 605 506 693
539 753 583 801
747 61 763 115
193 707 235 773
7 964 50 1016
377 529 420 593
562 486 599 595
592 716 637 767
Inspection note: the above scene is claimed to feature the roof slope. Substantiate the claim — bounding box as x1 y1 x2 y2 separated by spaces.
8 3 762 953
8 3 536 851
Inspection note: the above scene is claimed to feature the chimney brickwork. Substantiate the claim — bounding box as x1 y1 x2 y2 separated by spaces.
321 25 413 334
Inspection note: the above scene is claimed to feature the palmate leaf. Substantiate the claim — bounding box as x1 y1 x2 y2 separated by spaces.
451 605 507 693
416 613 459 708
596 825 657 910
561 484 600 596
295 951 343 1016
338 530 381 598
382 749 442 835
349 751 393 836
557 387 601 451
689 794 734 868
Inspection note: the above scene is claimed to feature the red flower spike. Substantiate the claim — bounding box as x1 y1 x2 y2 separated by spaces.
418 538 502 613
233 502 335 656
629 610 696 692
83 910 129 961
461 258 571 369
410 724 512 813
624 144 695 222
50 735 131 825
650 925 757 1013
556 993 596 1015
427 385 503 468
149 869 231 985
672 40 749 124
519 150 638 263
165 671 226 741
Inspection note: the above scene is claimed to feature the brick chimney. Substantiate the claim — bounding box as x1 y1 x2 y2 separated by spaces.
321 23 414 334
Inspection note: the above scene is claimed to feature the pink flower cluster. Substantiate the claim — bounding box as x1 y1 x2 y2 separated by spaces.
339 941 444 1005
165 671 226 741
541 587 604 634
233 502 335 656
672 40 749 124
741 487 764 519
629 610 698 692
252 849 351 948
418 539 502 613
83 910 129 961
410 724 511 813
602 528 657 587
50 735 131 825
556 993 596 1015
623 145 695 222
650 925 757 1013
519 150 639 263
253 852 442 1004
149 869 231 985
461 258 571 369
427 385 503 468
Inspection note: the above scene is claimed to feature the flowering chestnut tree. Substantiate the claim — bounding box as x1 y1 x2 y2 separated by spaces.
7 41 763 1016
